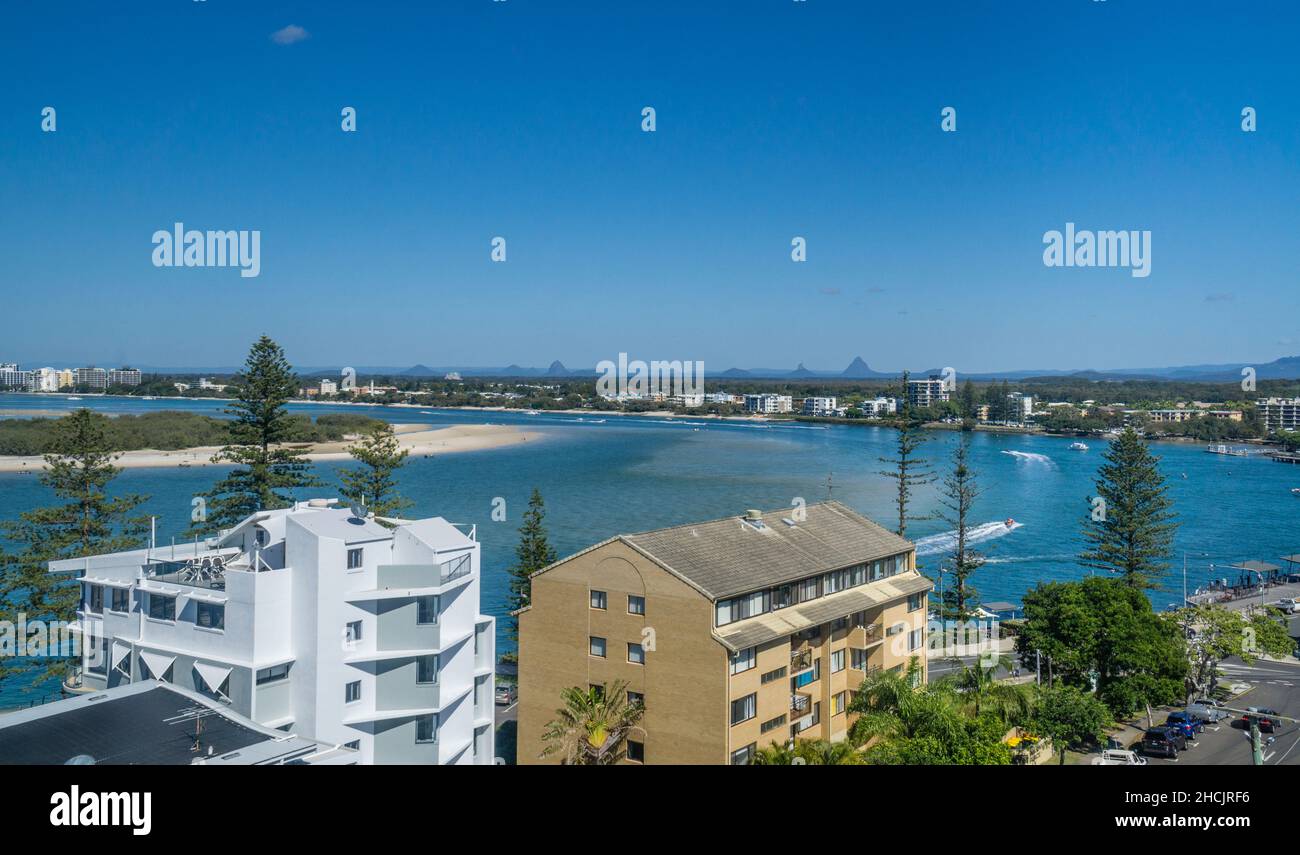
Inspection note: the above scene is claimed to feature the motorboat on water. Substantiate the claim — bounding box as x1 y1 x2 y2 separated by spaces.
1004 518 1016 528
1292 488 1300 496
1069 442 1088 451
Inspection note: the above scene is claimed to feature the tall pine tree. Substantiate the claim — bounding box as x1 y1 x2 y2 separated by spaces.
505 488 557 646
937 436 984 620
0 409 148 684
1081 427 1177 590
338 422 412 521
878 370 934 537
191 335 318 534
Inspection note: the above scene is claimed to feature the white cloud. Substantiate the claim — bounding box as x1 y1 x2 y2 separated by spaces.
271 25 310 45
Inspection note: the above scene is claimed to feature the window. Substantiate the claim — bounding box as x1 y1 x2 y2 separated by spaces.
343 740 360 751
86 584 104 614
886 622 904 637
196 602 225 630
417 654 438 684
590 590 607 610
347 548 363 569
110 587 129 613
255 527 268 547
730 693 756 726
761 666 787 685
731 743 756 765
627 691 645 708
729 646 756 675
589 636 606 658
416 595 439 624
589 683 605 700
833 691 847 715
627 642 645 665
257 663 290 685
908 592 925 612
909 628 923 652
715 590 768 627
626 740 645 763
832 616 849 632
851 648 869 671
416 715 436 743
345 620 363 644
798 577 820 603
831 649 846 673
345 680 361 703
627 594 645 615
761 714 787 734
147 594 175 621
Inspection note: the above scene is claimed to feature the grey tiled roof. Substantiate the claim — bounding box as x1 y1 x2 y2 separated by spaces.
620 501 914 600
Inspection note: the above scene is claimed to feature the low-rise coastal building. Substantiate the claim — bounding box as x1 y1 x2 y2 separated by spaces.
801 396 838 416
744 393 793 414
516 501 931 765
1258 397 1300 434
58 500 496 765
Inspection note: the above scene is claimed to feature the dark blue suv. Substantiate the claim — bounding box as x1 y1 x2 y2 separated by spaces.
1142 726 1187 758
1166 712 1204 737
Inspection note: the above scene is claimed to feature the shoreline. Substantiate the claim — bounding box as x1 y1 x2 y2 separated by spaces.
0 423 542 473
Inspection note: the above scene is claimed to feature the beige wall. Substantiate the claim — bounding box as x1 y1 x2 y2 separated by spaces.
517 540 729 764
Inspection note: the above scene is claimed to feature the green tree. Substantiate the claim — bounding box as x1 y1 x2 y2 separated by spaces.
540 680 644 765
946 655 1034 726
505 488 557 644
959 378 978 429
936 437 983 620
1179 604 1294 702
751 739 863 765
1033 685 1112 765
1081 427 1177 590
878 371 934 538
338 422 412 521
0 409 148 685
1015 576 1186 719
191 336 319 534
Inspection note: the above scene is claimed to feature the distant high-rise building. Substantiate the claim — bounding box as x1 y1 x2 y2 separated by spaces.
107 367 142 387
75 367 108 389
0 363 32 390
906 376 949 409
744 394 793 414
801 396 838 417
1257 397 1300 434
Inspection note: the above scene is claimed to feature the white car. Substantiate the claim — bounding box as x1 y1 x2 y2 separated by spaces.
1092 749 1147 766
1270 597 1300 615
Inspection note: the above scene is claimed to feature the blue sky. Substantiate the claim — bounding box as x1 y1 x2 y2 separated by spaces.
3 1 1298 373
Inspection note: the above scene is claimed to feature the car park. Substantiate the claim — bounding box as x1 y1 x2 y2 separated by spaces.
1166 711 1204 736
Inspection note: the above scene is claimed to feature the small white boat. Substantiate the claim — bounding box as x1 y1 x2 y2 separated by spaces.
1069 442 1088 451
67 396 82 401
1292 488 1300 496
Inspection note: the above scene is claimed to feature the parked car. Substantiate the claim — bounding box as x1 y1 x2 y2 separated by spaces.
1091 749 1148 766
1241 707 1280 733
1141 726 1187 758
495 683 518 706
1269 597 1300 615
1186 700 1227 723
1165 714 1201 740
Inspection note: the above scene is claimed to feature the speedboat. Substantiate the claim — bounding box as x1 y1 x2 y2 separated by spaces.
1292 488 1300 496
1069 442 1088 451
1004 518 1016 527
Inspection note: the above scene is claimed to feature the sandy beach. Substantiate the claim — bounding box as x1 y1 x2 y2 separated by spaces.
0 423 541 473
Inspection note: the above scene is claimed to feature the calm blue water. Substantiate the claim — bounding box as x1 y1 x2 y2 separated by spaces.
3 393 1298 705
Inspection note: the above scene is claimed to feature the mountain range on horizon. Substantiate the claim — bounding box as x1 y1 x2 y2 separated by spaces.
15 355 1300 383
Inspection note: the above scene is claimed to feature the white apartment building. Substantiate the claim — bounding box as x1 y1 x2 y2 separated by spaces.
1258 397 1300 434
33 367 60 392
670 392 705 407
706 392 740 404
0 363 32 390
801 396 838 416
858 396 897 417
744 394 793 414
319 378 338 395
58 500 496 765
906 376 949 409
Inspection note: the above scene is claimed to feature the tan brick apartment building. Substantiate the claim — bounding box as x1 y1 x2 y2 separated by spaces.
516 501 932 764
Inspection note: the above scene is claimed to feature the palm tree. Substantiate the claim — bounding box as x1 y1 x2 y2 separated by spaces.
946 655 1035 726
540 680 644 765
750 739 863 765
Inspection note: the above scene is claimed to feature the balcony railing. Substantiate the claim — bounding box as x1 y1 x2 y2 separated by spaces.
790 648 813 673
791 693 811 714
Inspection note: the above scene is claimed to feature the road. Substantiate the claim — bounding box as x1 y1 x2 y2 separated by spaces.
1139 657 1300 766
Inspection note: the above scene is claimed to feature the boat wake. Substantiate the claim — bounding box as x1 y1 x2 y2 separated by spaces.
915 520 1023 557
1000 450 1054 467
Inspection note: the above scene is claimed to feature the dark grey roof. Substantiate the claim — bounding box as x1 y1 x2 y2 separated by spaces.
0 683 315 765
620 501 914 600
1231 561 1281 573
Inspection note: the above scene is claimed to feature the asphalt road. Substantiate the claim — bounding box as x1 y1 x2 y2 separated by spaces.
1139 657 1300 766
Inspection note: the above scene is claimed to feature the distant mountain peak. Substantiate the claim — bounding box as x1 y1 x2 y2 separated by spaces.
841 356 874 377
546 360 568 376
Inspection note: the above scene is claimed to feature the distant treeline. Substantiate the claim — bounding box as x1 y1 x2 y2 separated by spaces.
0 410 385 456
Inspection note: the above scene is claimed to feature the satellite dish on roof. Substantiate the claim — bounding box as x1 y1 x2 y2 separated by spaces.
65 754 96 765
349 502 368 520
